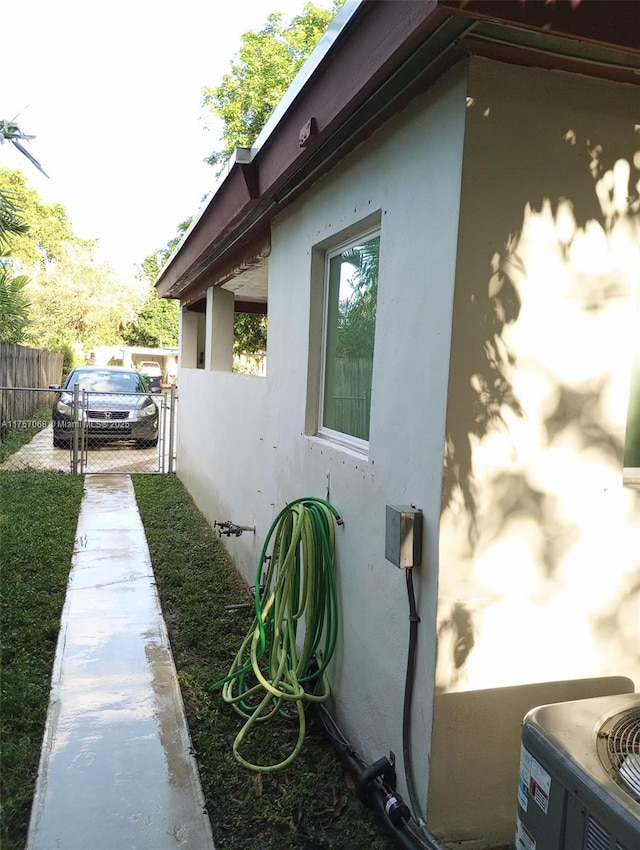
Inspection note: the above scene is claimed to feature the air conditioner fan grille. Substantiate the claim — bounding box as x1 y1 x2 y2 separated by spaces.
597 708 640 801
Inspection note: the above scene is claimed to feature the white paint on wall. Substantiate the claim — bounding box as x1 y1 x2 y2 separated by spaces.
438 57 640 698
175 63 469 804
174 50 640 846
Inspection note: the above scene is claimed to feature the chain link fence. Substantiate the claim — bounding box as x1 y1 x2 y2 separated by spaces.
0 385 177 474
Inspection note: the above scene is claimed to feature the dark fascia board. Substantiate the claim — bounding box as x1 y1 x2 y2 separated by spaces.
438 0 640 55
156 0 639 301
155 0 456 299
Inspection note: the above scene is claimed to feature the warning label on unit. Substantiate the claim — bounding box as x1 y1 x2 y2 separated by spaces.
515 814 536 850
518 748 531 812
530 758 551 813
518 746 551 815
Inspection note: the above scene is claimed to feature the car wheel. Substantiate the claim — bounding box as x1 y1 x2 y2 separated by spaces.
53 435 69 449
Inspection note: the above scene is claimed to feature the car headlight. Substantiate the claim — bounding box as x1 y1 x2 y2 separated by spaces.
56 400 73 415
139 401 157 419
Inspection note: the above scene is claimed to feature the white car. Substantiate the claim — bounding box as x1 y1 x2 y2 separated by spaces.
137 361 163 393
138 360 162 377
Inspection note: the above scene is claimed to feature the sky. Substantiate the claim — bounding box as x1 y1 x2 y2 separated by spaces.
2 0 334 279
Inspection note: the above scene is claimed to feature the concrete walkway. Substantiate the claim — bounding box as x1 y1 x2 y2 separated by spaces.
27 474 215 850
1 424 162 474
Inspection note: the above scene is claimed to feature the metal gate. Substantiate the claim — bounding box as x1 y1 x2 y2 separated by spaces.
70 384 177 474
0 384 177 474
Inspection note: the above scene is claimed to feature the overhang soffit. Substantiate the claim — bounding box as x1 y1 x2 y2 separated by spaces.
156 0 639 301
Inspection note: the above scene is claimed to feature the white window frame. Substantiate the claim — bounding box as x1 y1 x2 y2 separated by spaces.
318 227 380 453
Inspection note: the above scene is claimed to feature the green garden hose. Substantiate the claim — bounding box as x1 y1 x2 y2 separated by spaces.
211 497 342 772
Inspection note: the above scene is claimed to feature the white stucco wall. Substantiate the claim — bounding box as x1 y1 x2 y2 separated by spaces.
175 53 639 845
430 58 640 844
176 62 469 806
439 57 640 694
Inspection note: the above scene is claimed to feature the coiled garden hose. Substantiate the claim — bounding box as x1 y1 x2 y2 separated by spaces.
211 497 342 772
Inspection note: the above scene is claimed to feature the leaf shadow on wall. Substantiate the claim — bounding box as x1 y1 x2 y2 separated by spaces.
442 106 640 544
436 102 640 690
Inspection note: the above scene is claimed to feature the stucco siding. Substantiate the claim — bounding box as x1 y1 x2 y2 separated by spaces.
176 62 469 804
176 367 274 570
440 56 640 694
175 49 639 847
431 57 640 844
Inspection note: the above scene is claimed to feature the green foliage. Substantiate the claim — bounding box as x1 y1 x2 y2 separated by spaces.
164 217 193 259
336 238 380 359
25 249 144 350
144 3 345 347
0 407 51 459
126 218 193 347
233 311 267 356
0 169 78 268
132 474 396 850
55 341 78 380
0 470 85 850
0 188 29 247
0 263 31 343
142 217 194 284
0 168 140 352
198 1 345 354
0 180 32 344
123 289 178 347
203 2 343 167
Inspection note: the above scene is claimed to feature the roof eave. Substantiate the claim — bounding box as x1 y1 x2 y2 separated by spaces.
156 0 640 302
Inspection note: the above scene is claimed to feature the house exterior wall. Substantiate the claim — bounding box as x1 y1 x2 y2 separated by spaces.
175 51 639 847
430 58 640 844
88 345 178 381
176 62 468 809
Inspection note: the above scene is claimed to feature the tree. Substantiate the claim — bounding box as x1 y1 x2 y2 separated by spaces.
0 186 29 239
0 168 79 268
123 256 179 348
198 2 344 357
0 183 31 343
336 239 380 359
125 221 193 347
0 169 144 351
123 288 178 348
26 249 144 350
1 126 61 345
202 2 343 168
0 266 31 343
233 312 267 357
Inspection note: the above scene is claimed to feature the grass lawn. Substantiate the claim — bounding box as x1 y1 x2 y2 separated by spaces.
0 408 52 464
132 475 396 850
0 469 85 850
1 470 395 850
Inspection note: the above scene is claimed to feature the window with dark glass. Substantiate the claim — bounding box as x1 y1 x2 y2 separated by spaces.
321 232 380 443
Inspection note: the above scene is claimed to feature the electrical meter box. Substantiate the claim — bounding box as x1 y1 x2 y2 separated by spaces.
385 505 422 568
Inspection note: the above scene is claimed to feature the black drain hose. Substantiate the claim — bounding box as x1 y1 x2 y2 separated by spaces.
316 566 447 850
316 705 422 850
402 568 447 850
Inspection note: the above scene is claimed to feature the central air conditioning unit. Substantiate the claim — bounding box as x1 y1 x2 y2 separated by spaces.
515 691 640 850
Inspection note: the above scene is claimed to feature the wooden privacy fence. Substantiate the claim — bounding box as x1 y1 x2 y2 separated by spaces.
0 343 64 440
331 356 373 441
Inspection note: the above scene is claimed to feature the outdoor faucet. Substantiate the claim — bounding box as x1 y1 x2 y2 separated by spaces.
214 520 256 538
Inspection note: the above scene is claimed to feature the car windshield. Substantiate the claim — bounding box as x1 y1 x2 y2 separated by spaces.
67 370 148 393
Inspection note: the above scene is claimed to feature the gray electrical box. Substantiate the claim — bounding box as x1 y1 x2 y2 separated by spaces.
385 505 423 568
